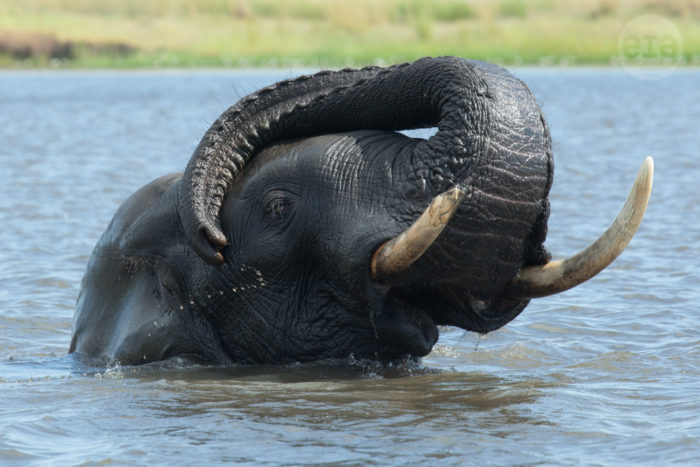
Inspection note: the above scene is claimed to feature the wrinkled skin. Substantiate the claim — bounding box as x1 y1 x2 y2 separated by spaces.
70 57 553 365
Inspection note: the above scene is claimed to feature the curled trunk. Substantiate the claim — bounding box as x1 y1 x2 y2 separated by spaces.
178 57 553 280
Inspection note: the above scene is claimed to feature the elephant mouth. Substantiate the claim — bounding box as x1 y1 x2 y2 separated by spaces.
385 283 529 336
376 287 440 357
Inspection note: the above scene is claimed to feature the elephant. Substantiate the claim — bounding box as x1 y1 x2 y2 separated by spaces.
69 56 653 365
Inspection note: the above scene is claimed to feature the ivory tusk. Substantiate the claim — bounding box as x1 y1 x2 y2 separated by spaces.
370 187 466 280
505 157 654 299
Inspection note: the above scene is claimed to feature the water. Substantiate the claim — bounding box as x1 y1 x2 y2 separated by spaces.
1 67 698 465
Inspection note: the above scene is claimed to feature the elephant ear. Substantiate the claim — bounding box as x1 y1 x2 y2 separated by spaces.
178 57 539 265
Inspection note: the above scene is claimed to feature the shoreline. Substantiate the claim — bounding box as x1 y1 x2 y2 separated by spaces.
2 0 697 71
1 62 696 72
2 52 695 71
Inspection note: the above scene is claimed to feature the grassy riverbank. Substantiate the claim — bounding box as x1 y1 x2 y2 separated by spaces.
1 0 699 68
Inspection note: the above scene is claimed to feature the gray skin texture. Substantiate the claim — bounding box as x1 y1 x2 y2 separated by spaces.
70 57 553 365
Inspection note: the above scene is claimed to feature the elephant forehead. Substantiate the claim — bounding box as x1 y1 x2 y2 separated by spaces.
246 130 409 190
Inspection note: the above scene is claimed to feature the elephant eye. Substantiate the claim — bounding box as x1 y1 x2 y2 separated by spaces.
263 190 293 220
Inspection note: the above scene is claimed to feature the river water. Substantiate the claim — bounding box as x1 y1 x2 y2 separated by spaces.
0 67 698 465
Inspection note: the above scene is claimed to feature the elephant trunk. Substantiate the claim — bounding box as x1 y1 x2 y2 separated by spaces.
375 59 553 295
178 57 552 273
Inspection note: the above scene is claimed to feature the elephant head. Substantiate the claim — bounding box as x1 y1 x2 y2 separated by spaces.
70 57 653 365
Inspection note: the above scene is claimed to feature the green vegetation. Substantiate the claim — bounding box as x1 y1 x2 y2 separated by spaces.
1 0 699 68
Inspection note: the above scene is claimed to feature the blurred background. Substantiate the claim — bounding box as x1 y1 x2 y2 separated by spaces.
1 0 699 68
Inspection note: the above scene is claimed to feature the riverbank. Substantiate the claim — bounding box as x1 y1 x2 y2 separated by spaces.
1 0 699 68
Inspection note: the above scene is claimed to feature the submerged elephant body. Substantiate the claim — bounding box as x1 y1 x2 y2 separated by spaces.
70 57 650 365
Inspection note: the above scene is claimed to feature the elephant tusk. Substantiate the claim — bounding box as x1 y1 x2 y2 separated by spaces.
504 157 654 299
370 187 466 280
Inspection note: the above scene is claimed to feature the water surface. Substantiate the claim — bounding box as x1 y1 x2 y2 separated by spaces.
1 67 698 465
